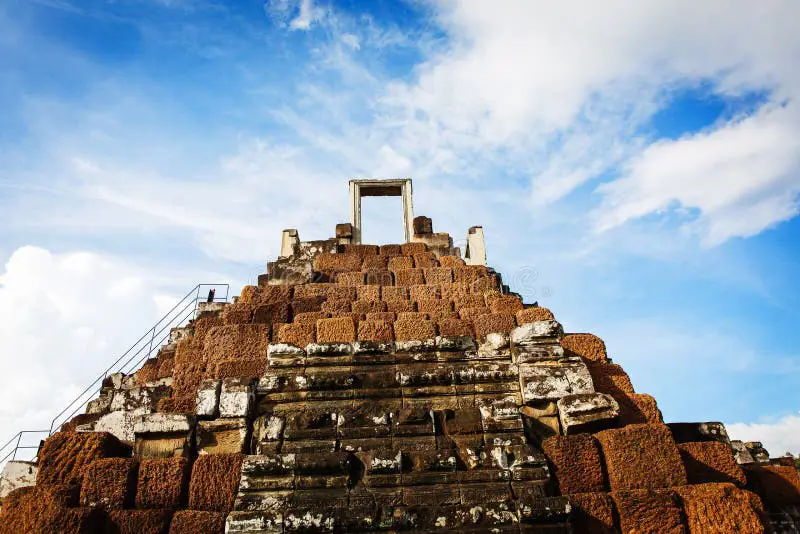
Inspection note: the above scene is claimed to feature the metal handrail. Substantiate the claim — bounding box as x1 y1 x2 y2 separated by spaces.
0 283 229 466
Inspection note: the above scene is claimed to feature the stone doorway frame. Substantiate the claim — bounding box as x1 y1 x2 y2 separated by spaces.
349 178 414 244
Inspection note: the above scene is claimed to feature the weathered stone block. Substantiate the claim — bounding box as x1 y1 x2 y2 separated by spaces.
134 414 195 459
413 215 433 235
37 431 131 486
266 342 305 367
90 410 138 443
219 378 255 418
196 379 221 418
731 440 756 465
510 320 563 345
512 341 565 363
394 318 436 341
188 453 243 513
79 458 138 510
225 511 283 533
197 418 249 455
86 394 112 415
557 393 619 435
135 457 190 509
518 357 594 402
316 317 356 343
668 421 730 444
595 423 687 491
0 460 37 499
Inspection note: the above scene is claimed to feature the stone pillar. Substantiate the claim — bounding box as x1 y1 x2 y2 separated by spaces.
465 226 487 266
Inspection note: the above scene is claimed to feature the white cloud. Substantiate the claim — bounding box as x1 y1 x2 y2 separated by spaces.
340 33 360 50
264 0 325 31
0 247 176 451
375 0 800 243
728 413 800 456
595 104 800 244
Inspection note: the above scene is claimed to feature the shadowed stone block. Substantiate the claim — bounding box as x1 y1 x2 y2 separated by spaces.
557 393 619 435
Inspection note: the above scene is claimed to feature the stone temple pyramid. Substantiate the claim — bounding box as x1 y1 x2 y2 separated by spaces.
1 179 798 533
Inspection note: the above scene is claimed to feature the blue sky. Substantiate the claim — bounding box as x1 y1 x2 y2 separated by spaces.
1 0 799 454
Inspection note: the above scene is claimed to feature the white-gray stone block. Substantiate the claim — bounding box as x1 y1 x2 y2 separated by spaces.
86 394 112 415
219 378 255 418
0 461 37 499
196 379 221 418
435 335 476 351
557 393 619 434
267 343 305 367
731 440 755 465
305 342 353 355
134 413 194 435
510 320 563 345
513 342 565 364
91 410 137 443
226 511 283 533
519 357 594 402
110 387 155 414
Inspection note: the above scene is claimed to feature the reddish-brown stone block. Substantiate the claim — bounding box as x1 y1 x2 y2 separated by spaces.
566 492 616 534
416 299 453 315
379 244 402 256
365 311 396 322
381 286 409 300
543 434 606 494
357 285 381 301
169 511 226 534
589 363 635 396
678 441 746 486
136 457 191 510
561 333 606 362
321 298 351 315
386 299 416 313
293 311 328 324
364 269 394 286
388 256 414 272
675 483 766 533
423 267 453 285
317 317 356 343
401 242 427 255
351 299 387 315
394 318 437 341
80 458 138 509
277 322 316 347
473 312 516 340
438 255 465 267
488 295 524 314
458 306 491 321
357 320 394 342
611 489 684 533
188 453 243 513
336 271 365 286
37 431 130 486
361 255 388 270
412 252 438 268
437 318 474 337
313 252 362 272
106 509 173 534
394 268 425 286
595 424 687 492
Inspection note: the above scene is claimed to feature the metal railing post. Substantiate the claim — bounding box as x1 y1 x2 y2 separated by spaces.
12 433 21 460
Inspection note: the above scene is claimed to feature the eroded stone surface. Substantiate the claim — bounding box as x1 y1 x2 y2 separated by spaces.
0 461 37 499
557 392 619 434
219 378 255 418
519 357 594 402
